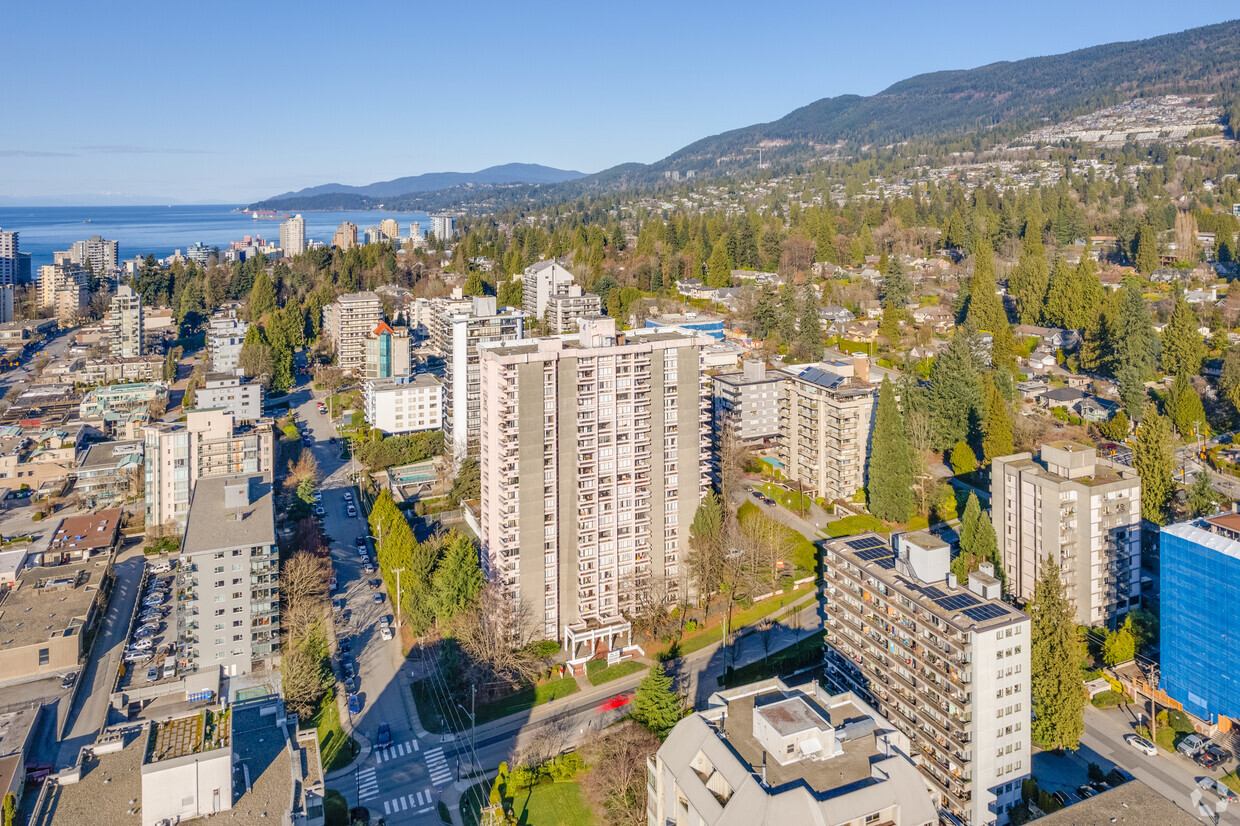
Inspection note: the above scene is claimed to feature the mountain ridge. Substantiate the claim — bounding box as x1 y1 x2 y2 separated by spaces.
263 162 585 203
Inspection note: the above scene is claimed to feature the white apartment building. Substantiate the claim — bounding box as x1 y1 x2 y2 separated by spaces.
206 303 249 374
70 235 119 275
433 294 526 457
176 474 279 676
143 408 274 532
776 360 877 501
322 291 383 373
106 284 143 358
37 256 89 326
363 373 443 435
430 214 456 242
545 287 602 334
521 259 576 320
822 531 1032 826
712 359 783 444
0 230 18 324
649 678 938 826
195 374 264 423
478 317 711 649
279 214 306 257
992 442 1142 626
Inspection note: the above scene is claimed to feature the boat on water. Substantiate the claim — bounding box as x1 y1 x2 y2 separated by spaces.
245 209 292 220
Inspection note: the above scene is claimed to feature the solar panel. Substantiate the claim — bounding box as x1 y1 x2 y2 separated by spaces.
856 546 893 562
962 604 1009 622
936 592 981 611
922 586 947 600
874 556 896 570
846 536 887 551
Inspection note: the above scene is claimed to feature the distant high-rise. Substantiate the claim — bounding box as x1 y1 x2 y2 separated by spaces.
431 214 456 242
279 214 306 257
521 259 576 320
69 235 119 275
333 221 358 250
0 229 17 323
37 254 89 326
106 284 144 358
379 218 401 242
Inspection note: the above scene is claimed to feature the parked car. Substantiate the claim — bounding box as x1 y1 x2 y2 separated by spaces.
1178 733 1207 757
363 563 376 574
123 648 152 661
1126 734 1158 756
338 639 351 654
145 666 160 683
61 672 77 689
1198 776 1239 802
1051 791 1069 807
143 596 164 607
355 537 367 550
376 723 392 749
347 693 361 715
346 506 357 518
313 490 323 501
372 593 384 604
1197 745 1231 769
148 561 171 574
1075 785 1095 800
368 579 381 590
380 626 394 641
343 491 353 502
315 506 325 517
135 625 160 638
379 615 394 628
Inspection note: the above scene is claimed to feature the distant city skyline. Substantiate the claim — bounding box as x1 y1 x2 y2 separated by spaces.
2 2 1234 203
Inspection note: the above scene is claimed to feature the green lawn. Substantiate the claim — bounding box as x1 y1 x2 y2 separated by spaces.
757 482 814 514
413 676 580 732
586 660 644 686
661 585 817 659
720 631 826 688
825 514 888 537
312 691 357 772
1222 770 1240 794
323 790 349 826
507 781 596 826
736 501 818 575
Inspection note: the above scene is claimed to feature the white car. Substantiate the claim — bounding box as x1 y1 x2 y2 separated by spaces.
148 562 171 574
129 638 154 651
347 506 357 518
1126 734 1157 756
380 626 394 641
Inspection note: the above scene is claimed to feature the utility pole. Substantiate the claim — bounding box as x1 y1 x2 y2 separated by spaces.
393 566 405 631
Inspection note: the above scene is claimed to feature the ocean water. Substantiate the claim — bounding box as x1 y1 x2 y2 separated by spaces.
0 205 434 271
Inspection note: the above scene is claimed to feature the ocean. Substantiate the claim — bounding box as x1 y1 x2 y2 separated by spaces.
0 205 435 271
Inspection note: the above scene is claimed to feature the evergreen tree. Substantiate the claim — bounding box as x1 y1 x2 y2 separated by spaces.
706 237 733 288
879 256 911 311
248 269 276 320
1160 292 1206 377
1029 555 1086 751
1098 410 1130 442
950 440 977 475
1221 344 1240 414
777 284 798 342
867 378 914 523
1188 472 1219 517
959 492 982 553
463 270 486 296
1134 223 1160 274
1166 373 1207 439
1132 403 1174 525
632 663 682 738
879 307 901 346
687 491 724 599
431 533 484 624
3 791 16 826
798 289 824 360
944 209 967 250
928 328 982 450
1008 232 1050 324
982 377 1014 463
1108 279 1157 379
1041 258 1077 329
964 241 1013 366
1116 363 1146 422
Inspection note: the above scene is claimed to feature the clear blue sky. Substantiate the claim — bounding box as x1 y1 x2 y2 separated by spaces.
2 1 1234 204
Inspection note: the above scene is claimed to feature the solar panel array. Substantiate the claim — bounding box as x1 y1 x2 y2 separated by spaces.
856 546 892 562
962 604 1010 622
935 592 981 612
846 536 887 551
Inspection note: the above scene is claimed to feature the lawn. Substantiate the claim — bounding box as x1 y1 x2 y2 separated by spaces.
736 501 818 575
825 513 888 537
585 660 644 686
413 676 580 732
312 690 357 772
508 782 597 826
323 790 349 826
720 631 826 688
757 482 814 514
658 585 817 659
1222 770 1240 794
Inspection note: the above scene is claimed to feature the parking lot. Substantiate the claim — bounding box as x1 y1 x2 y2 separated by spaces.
117 566 178 690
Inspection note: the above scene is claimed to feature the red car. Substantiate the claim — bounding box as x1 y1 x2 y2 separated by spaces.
597 693 633 713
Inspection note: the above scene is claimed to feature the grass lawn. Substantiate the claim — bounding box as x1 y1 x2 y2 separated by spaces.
312 691 357 772
659 585 817 659
736 501 817 575
1222 770 1240 794
414 676 580 732
586 660 644 686
507 781 596 826
720 631 826 688
323 789 349 826
757 482 814 514
825 513 888 537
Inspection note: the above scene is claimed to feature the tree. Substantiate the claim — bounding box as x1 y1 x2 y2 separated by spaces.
1134 222 1160 274
1029 555 1086 751
867 378 914 523
2 791 14 826
1098 410 1130 442
249 269 276 320
296 477 317 506
959 492 982 553
1160 292 1205 377
950 440 977 475
1166 373 1206 439
1221 344 1240 414
797 290 824 360
879 256 911 310
463 270 486 296
1188 472 1220 517
687 491 724 601
928 327 982 450
982 377 1014 463
632 663 681 738
1102 616 1137 666
581 722 661 826
1108 279 1157 380
452 585 543 690
239 324 274 385
449 457 480 504
706 237 733 288
431 533 484 624
1132 403 1173 525
964 240 1013 366
1008 232 1050 324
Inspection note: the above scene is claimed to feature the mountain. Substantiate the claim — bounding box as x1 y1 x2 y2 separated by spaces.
254 163 584 208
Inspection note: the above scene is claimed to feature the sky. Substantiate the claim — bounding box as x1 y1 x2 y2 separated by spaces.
1 1 1235 204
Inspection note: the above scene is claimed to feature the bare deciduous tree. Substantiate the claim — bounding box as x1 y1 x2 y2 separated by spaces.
451 585 542 694
282 551 329 613
581 722 661 826
280 644 324 720
286 449 320 491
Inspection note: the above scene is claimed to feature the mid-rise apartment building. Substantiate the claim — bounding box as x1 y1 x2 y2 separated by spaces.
37 256 89 326
176 474 278 676
143 408 274 532
379 218 400 242
821 531 1032 826
0 230 18 323
712 359 782 445
649 677 938 826
333 221 358 250
206 303 249 374
195 374 264 423
106 284 143 357
478 317 710 644
322 291 383 373
1159 513 1240 724
69 235 119 274
279 214 306 257
363 373 443 435
521 259 576 320
430 214 455 242
545 288 602 334
435 294 526 456
992 442 1141 626
776 360 876 501
363 321 412 379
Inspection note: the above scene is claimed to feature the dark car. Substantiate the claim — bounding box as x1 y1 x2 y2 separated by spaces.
1198 744 1231 769
376 723 392 749
347 693 361 715
61 672 77 689
338 639 351 654
1051 790 1069 807
1076 785 1096 799
368 579 381 590
372 593 385 604
356 537 367 550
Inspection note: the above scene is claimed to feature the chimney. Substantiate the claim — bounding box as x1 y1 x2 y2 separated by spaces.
853 355 870 383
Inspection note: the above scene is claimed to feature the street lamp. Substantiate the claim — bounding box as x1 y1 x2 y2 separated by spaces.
392 566 405 631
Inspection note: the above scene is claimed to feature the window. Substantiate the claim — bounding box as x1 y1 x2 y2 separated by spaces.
233 634 243 641
38 648 49 666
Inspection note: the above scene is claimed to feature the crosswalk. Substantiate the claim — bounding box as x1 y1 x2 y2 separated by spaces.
357 766 380 801
381 789 435 816
424 746 452 786
373 739 420 764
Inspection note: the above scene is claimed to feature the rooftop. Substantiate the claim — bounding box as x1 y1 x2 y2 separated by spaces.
27 726 146 826
48 508 121 556
77 440 143 471
366 373 444 392
181 474 274 556
1034 780 1198 825
145 707 230 763
0 559 104 649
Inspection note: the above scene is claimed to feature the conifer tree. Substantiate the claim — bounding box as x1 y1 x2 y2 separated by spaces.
1008 232 1050 324
798 290 824 360
1132 403 1174 525
1166 373 1207 440
867 378 914 523
1160 292 1206 377
248 269 276 320
982 377 1014 463
1029 555 1086 751
1134 223 1160 274
964 240 1013 366
959 492 982 553
707 237 733 287
950 440 977 475
928 327 982 450
1108 279 1157 380
632 663 682 738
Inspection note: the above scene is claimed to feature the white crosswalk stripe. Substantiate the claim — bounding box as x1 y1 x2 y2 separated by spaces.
356 767 379 801
395 744 406 757
425 745 452 785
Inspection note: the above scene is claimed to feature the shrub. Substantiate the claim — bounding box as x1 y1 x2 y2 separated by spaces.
1164 708 1195 733
1038 789 1062 813
1091 690 1125 708
684 620 697 634
1021 777 1038 803
950 440 977 474
826 514 887 537
1135 724 1152 740
547 752 584 781
523 639 561 659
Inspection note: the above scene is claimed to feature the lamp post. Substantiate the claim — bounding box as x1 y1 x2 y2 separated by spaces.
393 566 405 631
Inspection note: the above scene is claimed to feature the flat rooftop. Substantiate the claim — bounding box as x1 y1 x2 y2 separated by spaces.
145 709 227 763
27 726 146 826
1034 779 1198 825
77 440 143 470
0 561 103 649
228 705 294 821
721 690 876 794
182 474 274 556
